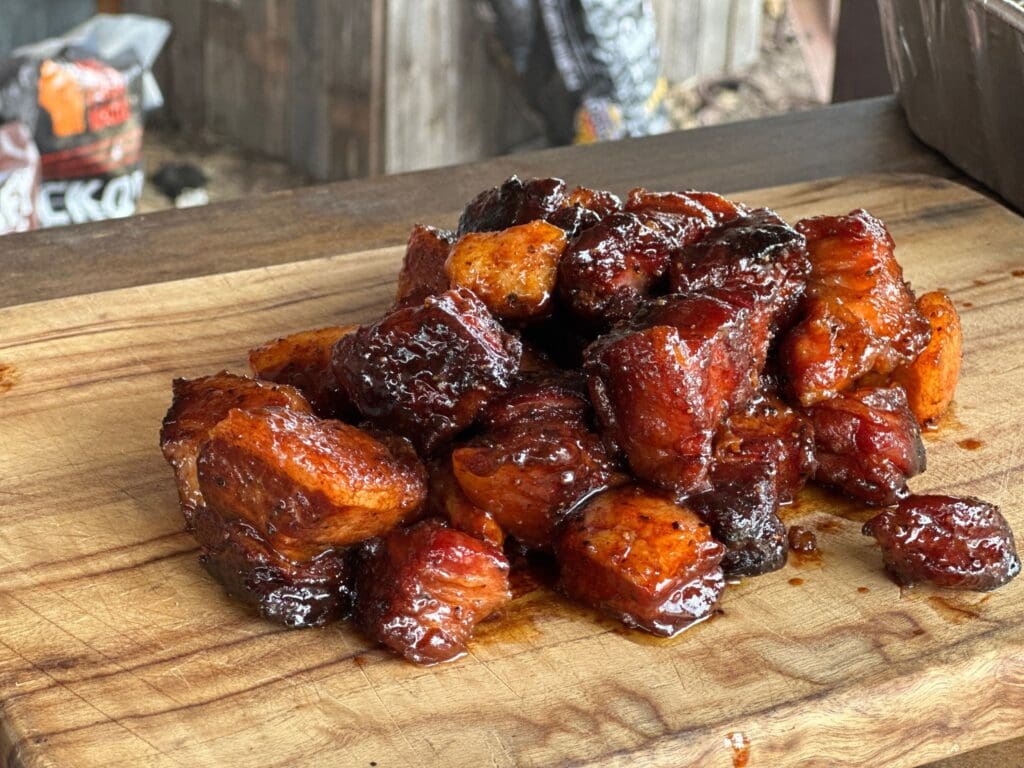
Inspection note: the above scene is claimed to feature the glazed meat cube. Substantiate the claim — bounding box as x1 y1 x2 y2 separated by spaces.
669 208 810 329
713 392 816 503
863 495 1020 591
691 469 787 578
890 291 963 427
332 288 522 454
196 407 427 562
394 225 456 308
556 485 725 636
585 293 755 497
249 325 356 418
452 417 614 550
445 220 567 321
159 372 312 529
457 176 566 236
477 369 591 429
452 372 613 549
808 386 925 506
624 188 745 243
669 210 810 386
192 505 352 628
557 212 673 325
427 460 505 549
352 519 511 664
547 187 623 237
780 210 931 406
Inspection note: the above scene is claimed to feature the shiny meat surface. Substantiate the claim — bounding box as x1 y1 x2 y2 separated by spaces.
624 188 744 243
452 373 614 549
197 406 427 562
457 176 566 236
159 372 312 529
249 326 356 418
332 288 522 454
352 519 511 664
808 386 925 505
556 485 725 636
891 291 962 426
547 187 624 237
669 208 810 341
193 505 352 628
585 292 756 497
691 469 787 578
452 418 613 550
558 211 673 325
445 219 566 321
864 495 1020 590
427 460 506 549
394 225 455 308
713 392 816 503
478 370 591 429
780 210 930 406
690 394 812 577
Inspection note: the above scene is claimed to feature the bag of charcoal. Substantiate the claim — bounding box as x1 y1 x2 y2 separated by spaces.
0 14 169 228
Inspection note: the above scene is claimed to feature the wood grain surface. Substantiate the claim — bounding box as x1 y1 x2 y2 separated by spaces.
1 174 1022 768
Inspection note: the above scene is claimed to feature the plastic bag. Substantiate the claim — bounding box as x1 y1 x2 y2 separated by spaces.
0 14 170 227
0 121 41 234
484 0 669 145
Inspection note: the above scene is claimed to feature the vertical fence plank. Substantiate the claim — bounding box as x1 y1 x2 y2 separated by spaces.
383 0 537 175
651 0 700 83
695 0 730 77
727 0 763 72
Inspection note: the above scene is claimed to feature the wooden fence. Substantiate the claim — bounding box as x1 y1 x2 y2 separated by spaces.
125 0 763 181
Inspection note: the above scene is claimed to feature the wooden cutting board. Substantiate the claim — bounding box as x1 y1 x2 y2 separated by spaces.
1 174 1022 768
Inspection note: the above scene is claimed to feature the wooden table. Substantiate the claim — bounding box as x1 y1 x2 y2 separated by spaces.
1 96 1019 768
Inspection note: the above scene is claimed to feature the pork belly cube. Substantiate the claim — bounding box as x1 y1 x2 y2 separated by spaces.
445 220 566 321
394 224 456 308
558 212 674 325
691 469 787 578
780 210 931 406
808 386 925 506
451 373 616 549
556 486 725 636
249 326 356 419
585 293 755 497
891 290 963 427
714 392 816 503
452 416 614 550
196 407 427 562
457 176 566 236
159 372 312 529
352 520 511 664
864 495 1020 591
192 505 352 628
427 460 505 549
332 288 522 454
624 188 744 243
669 208 810 329
547 186 623 236
478 369 591 429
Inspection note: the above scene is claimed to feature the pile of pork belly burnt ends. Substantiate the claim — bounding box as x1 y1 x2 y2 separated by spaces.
160 176 1020 664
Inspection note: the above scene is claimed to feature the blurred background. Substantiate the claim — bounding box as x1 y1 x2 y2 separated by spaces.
0 0 891 224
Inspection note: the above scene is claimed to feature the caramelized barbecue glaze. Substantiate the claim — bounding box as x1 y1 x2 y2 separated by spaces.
160 176 1016 664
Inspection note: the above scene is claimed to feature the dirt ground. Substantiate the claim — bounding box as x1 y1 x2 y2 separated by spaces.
138 4 817 214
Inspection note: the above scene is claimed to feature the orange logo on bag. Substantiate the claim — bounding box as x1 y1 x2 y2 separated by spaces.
38 60 87 138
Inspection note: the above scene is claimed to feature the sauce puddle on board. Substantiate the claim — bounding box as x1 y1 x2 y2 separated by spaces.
725 731 751 767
